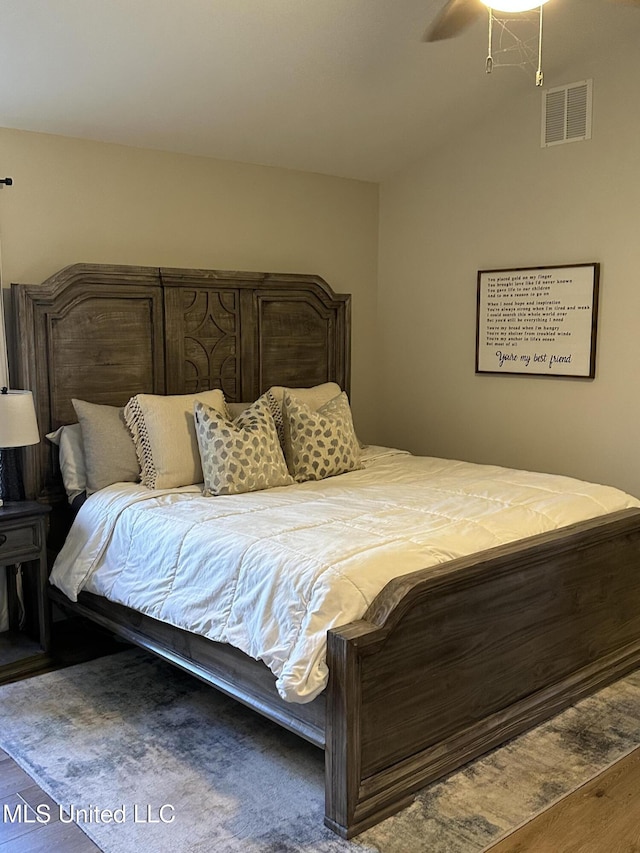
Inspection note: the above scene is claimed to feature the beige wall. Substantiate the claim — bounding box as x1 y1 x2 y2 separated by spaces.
378 27 640 496
0 128 379 436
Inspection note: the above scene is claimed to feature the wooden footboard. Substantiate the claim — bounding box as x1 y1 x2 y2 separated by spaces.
325 508 640 838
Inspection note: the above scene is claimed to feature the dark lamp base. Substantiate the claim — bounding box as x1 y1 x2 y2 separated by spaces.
0 447 26 503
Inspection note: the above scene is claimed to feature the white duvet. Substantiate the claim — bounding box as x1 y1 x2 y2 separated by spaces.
50 448 640 703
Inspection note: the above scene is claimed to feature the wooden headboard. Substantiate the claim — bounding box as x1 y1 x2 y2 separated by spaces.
11 263 351 502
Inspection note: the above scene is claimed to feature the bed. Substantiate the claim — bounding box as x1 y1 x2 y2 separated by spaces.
12 263 640 838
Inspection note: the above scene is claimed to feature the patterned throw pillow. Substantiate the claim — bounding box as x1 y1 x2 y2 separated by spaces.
228 392 284 445
266 383 341 446
282 391 361 483
194 395 294 496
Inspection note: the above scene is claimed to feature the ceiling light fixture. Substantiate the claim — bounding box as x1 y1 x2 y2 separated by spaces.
485 2 548 85
481 0 551 11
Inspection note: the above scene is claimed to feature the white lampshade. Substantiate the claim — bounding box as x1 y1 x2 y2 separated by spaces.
482 0 551 11
0 389 40 448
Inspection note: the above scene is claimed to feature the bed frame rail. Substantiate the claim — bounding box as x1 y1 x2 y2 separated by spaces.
49 588 326 747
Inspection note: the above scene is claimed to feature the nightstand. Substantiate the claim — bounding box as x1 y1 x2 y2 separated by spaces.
0 500 51 682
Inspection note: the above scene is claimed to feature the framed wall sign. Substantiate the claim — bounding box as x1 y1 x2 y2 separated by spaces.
476 263 600 378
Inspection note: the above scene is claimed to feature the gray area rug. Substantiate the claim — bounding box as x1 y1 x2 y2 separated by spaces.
1 649 640 853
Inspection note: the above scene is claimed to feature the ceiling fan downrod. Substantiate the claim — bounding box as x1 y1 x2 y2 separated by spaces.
486 8 494 74
536 5 544 86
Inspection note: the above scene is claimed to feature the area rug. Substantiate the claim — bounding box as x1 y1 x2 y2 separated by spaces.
2 650 640 853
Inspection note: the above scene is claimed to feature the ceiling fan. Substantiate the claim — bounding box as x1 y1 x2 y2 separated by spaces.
424 0 640 42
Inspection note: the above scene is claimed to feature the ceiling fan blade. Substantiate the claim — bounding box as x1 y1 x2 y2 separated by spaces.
423 0 486 42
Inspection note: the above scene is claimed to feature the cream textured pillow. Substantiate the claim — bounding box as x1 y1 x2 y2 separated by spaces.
282 391 361 483
226 397 282 427
225 401 251 420
72 400 140 494
268 382 342 414
194 395 294 496
124 389 226 489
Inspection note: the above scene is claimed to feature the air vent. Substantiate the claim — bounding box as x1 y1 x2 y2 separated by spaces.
542 79 592 147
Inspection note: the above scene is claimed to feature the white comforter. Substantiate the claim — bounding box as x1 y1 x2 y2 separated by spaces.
50 448 640 703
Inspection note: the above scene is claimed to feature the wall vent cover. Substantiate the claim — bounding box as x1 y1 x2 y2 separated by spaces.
542 79 592 147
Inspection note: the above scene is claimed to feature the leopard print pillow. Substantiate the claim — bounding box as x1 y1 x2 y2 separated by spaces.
282 391 361 483
194 395 293 496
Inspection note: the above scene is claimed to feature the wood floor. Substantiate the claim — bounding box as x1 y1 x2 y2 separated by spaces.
487 746 640 853
0 749 100 852
1 618 640 852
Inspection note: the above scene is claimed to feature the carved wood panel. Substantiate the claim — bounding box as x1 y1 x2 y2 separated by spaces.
161 269 351 403
164 287 240 400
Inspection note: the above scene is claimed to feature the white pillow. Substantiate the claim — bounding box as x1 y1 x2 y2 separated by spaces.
46 423 87 503
124 389 227 489
226 401 252 420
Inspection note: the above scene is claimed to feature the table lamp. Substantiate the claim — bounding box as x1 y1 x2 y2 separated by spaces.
0 387 40 505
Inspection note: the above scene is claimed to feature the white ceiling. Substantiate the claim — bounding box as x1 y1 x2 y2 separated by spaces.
0 0 637 181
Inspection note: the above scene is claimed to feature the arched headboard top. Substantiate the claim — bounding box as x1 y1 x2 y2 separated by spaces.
12 263 351 501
